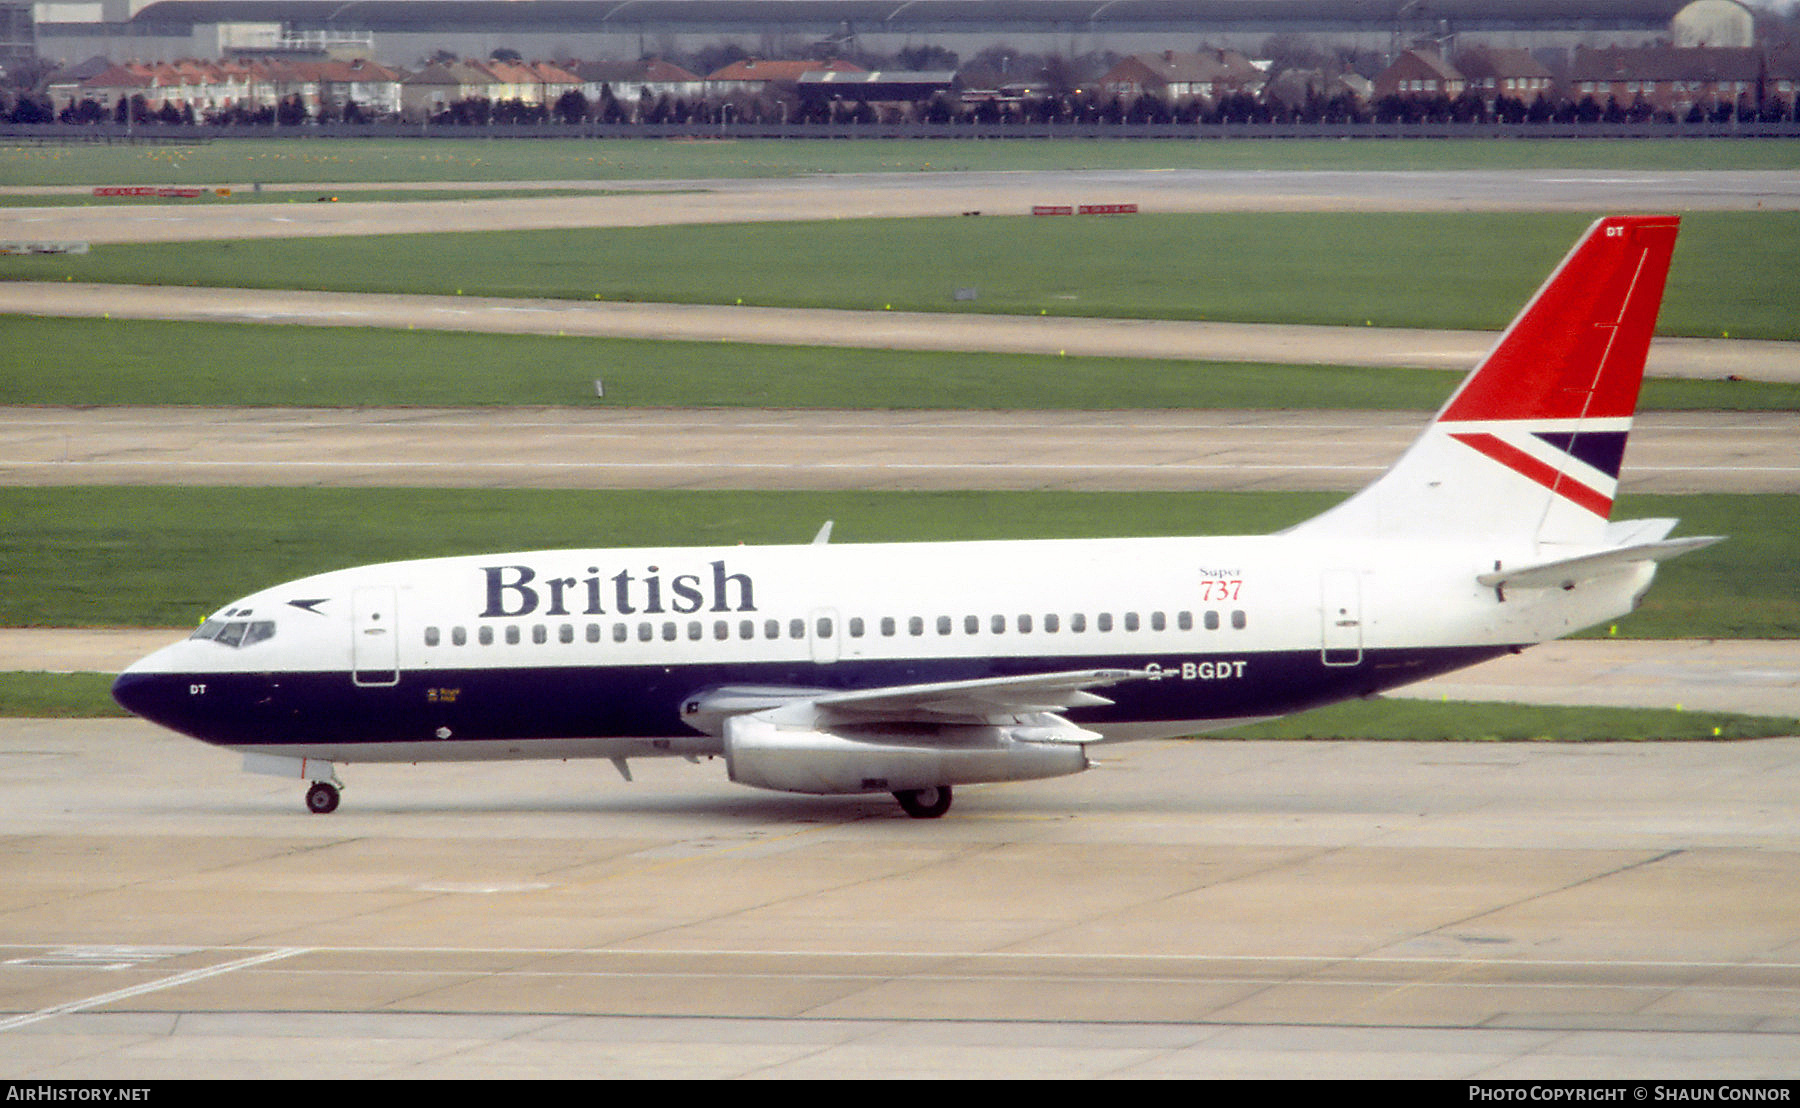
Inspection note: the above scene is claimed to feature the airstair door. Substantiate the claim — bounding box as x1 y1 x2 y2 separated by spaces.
1320 570 1363 667
352 586 400 686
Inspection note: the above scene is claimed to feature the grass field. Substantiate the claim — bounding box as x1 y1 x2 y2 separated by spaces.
4 137 1798 188
1213 698 1800 742
0 487 1785 637
8 211 1794 339
8 315 1797 410
0 186 650 207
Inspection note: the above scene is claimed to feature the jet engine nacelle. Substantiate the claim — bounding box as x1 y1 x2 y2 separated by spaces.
723 715 1089 796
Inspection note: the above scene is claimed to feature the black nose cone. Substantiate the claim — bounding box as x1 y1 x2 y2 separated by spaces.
112 670 183 729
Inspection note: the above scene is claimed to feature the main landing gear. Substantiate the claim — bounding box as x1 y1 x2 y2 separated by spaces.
893 785 953 819
305 780 341 814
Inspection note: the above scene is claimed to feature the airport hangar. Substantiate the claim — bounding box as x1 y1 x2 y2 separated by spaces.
31 0 1694 69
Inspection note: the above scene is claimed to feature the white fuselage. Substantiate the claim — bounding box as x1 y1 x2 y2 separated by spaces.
113 531 1653 766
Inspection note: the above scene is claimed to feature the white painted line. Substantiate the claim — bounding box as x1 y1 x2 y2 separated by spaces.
0 460 1393 472
4 942 1792 973
0 946 308 1032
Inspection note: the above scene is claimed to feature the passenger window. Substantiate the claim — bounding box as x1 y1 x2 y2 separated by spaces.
1125 612 1140 632
788 619 805 639
559 624 574 644
1232 610 1247 629
687 621 702 641
715 620 730 641
505 626 521 645
740 620 755 639
909 616 924 636
587 624 601 643
849 617 864 638
991 614 1005 634
613 623 628 643
1205 611 1220 630
816 617 833 639
764 620 780 639
1151 612 1166 631
881 617 896 637
1044 614 1059 633
638 622 653 642
965 615 979 635
662 622 677 642
1018 614 1032 633
1070 614 1086 633
425 627 440 647
937 616 952 636
1178 611 1192 631
532 625 547 645
453 627 468 646
479 626 494 646
1097 613 1113 632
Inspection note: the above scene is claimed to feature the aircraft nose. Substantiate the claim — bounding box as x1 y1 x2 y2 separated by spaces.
111 666 168 721
111 647 190 729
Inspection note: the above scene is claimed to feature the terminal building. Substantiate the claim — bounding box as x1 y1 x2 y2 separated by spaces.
22 1 1703 70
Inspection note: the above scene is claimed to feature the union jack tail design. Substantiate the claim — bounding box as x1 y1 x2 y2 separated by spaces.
1293 215 1680 550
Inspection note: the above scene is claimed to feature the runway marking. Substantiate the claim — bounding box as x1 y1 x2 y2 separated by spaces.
200 966 1800 998
0 418 1781 434
9 460 1800 476
0 946 308 1032
7 942 1797 971
0 417 1433 431
1 460 1391 471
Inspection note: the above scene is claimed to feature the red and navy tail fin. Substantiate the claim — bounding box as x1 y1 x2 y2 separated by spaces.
1291 216 1680 549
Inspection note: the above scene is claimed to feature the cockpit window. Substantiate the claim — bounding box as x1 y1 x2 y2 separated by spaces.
190 619 275 648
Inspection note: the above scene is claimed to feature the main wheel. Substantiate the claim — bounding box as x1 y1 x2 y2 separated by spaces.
305 781 341 815
894 785 952 819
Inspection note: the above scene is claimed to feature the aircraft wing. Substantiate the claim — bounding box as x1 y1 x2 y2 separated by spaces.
813 668 1148 719
682 668 1149 736
1478 535 1724 591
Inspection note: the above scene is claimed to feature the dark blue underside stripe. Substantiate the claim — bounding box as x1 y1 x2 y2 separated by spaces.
114 646 1516 750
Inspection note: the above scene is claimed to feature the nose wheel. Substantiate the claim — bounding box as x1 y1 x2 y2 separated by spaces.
305 780 341 814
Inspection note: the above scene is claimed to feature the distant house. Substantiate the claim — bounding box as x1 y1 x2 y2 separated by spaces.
468 58 540 102
1373 48 1466 100
1261 67 1370 110
1564 45 1764 116
795 70 959 106
1098 49 1263 101
1455 46 1554 107
72 62 161 113
527 60 583 106
1772 48 1800 111
569 58 705 106
400 60 497 118
316 58 407 117
705 58 865 97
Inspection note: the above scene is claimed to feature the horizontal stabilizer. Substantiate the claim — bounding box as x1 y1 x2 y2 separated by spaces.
1477 536 1723 591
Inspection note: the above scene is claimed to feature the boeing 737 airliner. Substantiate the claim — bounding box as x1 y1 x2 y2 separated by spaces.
113 215 1718 818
